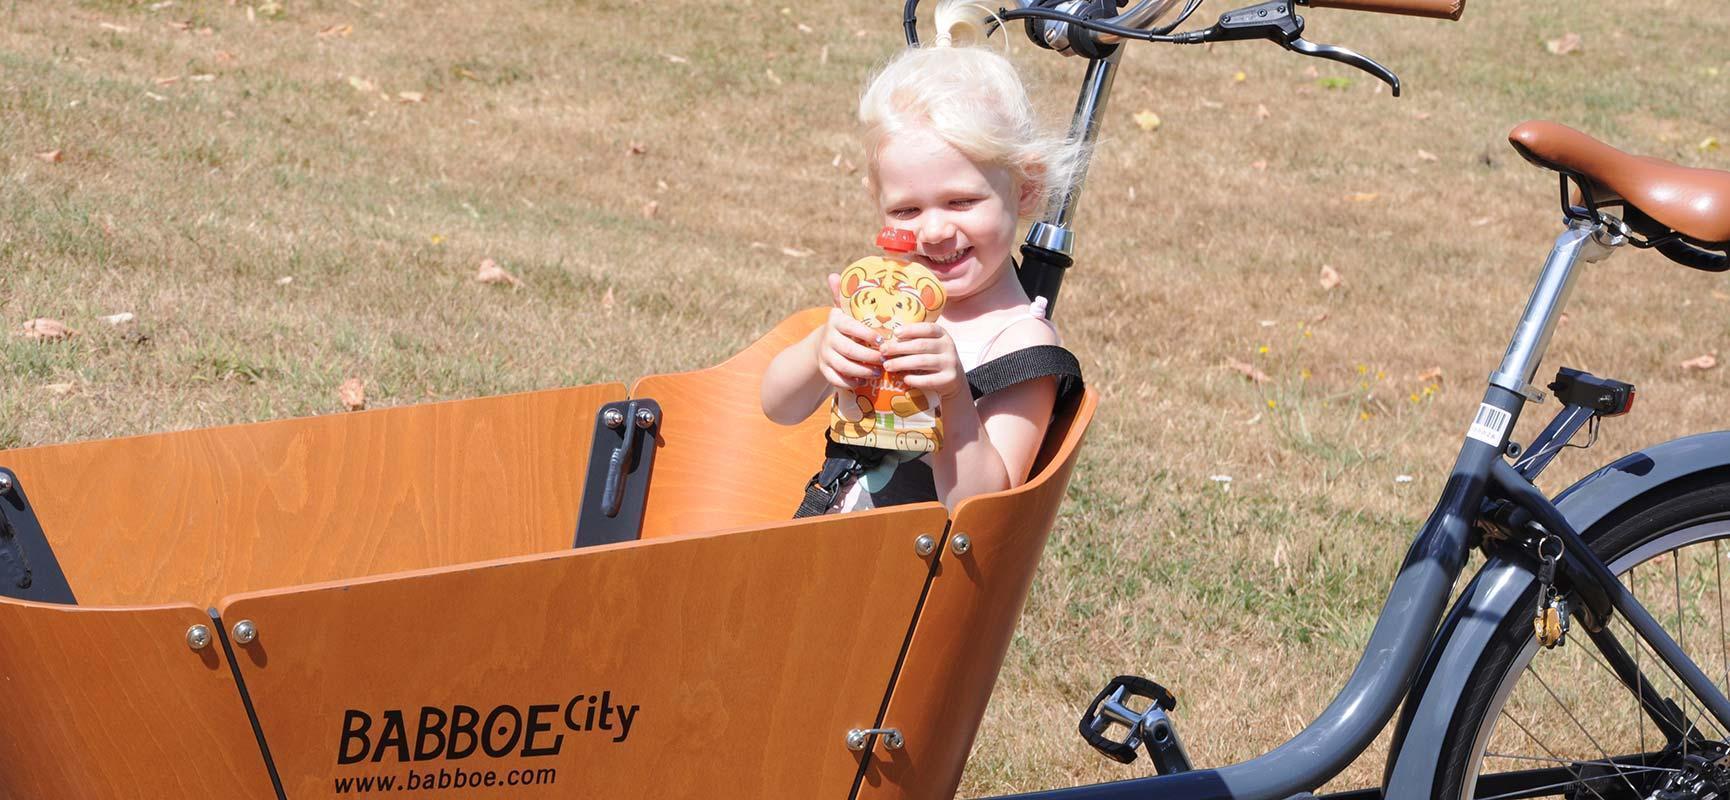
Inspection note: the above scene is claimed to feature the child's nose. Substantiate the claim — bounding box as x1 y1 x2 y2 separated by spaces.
918 217 957 246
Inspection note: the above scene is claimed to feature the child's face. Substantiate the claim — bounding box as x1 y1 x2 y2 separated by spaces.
875 127 1029 302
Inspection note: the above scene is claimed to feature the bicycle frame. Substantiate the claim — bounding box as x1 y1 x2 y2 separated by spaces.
975 35 1730 800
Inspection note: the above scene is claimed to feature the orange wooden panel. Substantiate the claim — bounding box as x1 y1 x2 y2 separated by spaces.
856 389 1099 799
0 383 624 607
633 308 829 539
0 599 276 799
218 503 949 799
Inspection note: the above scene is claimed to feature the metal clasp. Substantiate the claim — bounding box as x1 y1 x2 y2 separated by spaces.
845 727 904 752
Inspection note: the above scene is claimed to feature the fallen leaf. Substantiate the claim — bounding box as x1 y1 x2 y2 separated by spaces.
1250 159 1268 171
100 312 135 325
168 20 192 31
1416 366 1444 383
641 200 659 219
35 149 63 164
1416 149 1439 162
1345 192 1379 203
797 22 813 33
1255 104 1271 120
1132 110 1162 132
781 246 814 258
601 286 616 314
1308 310 1330 324
188 73 215 82
339 378 366 411
1224 358 1270 384
656 179 669 191
473 258 522 287
1470 216 1494 227
1702 137 1721 152
1681 353 1719 371
626 141 647 156
819 45 829 65
1394 474 1415 484
99 22 131 33
764 68 781 86
42 382 75 395
147 0 175 9
1232 70 1247 83
316 23 354 38
19 318 76 341
155 75 183 86
662 53 689 64
395 91 424 103
1319 264 1343 290
145 91 167 102
1544 32 1582 56
347 76 377 93
276 275 294 285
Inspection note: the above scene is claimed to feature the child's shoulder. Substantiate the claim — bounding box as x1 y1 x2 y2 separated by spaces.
965 302 1061 365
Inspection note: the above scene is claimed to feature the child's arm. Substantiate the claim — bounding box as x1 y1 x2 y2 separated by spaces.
882 320 1059 508
760 306 885 425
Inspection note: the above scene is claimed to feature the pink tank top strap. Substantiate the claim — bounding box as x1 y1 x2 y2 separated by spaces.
973 298 1058 364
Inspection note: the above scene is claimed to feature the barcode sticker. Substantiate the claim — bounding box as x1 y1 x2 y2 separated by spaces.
1466 403 1513 446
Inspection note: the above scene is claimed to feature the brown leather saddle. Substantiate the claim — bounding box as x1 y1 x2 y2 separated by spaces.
1509 121 1730 266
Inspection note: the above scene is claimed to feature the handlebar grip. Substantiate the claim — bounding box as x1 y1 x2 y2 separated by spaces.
1302 0 1464 20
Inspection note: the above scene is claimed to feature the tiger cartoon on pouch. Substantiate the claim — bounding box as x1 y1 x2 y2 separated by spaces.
830 255 948 453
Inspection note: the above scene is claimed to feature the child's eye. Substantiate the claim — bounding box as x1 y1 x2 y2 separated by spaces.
948 198 980 210
888 207 919 220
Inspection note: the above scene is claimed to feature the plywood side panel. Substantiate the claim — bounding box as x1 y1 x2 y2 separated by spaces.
0 600 276 799
633 308 829 539
218 504 949 800
0 383 624 607
856 390 1099 799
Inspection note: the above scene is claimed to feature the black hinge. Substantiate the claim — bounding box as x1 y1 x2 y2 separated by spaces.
572 399 662 548
0 468 76 604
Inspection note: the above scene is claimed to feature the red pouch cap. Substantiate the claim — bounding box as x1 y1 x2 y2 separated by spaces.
875 227 917 254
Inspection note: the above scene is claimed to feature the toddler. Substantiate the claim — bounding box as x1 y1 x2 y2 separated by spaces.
760 43 1084 514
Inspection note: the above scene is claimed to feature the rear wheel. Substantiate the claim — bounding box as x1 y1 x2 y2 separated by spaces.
1437 474 1730 799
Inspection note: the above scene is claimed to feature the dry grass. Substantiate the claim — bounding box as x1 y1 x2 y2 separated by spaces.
3 0 1729 796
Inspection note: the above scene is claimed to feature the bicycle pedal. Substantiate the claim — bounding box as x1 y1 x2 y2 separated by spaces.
1078 675 1193 774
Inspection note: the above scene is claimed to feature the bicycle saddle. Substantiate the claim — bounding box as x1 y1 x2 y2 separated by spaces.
1509 120 1730 245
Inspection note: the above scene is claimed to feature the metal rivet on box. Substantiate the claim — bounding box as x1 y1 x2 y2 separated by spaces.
186 624 212 651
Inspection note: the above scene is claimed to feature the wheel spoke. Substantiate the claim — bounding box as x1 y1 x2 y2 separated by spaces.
1526 667 1643 797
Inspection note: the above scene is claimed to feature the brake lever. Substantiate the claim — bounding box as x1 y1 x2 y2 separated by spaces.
1180 0 1401 96
1285 37 1401 96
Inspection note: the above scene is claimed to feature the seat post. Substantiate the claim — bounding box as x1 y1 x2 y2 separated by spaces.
1488 216 1623 402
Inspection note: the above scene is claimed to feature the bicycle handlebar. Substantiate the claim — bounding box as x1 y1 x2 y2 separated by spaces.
1301 0 1465 21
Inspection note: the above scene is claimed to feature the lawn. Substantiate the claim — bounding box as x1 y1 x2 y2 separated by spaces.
2 0 1727 794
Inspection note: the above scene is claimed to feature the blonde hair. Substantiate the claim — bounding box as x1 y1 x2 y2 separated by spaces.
858 45 1085 219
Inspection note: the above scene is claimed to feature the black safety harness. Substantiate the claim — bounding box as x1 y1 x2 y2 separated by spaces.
792 344 1084 517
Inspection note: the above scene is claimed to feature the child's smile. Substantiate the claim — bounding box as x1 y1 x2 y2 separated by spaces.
874 126 1024 304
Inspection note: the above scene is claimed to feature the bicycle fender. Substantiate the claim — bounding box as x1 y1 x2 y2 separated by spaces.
1382 430 1730 797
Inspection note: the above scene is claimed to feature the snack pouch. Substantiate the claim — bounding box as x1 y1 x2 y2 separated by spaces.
829 228 948 454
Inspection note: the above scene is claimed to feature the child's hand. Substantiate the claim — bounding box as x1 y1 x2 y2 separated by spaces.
881 323 967 401
816 274 883 390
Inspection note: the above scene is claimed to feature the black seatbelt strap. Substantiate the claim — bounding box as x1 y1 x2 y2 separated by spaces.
794 456 864 518
791 344 1084 519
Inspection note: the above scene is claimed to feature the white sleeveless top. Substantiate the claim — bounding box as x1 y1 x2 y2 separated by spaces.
833 299 1058 513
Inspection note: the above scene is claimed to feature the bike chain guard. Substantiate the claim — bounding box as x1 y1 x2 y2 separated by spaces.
1079 675 1192 773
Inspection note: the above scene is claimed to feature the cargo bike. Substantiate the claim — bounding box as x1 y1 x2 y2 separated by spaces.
6 0 1730 798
